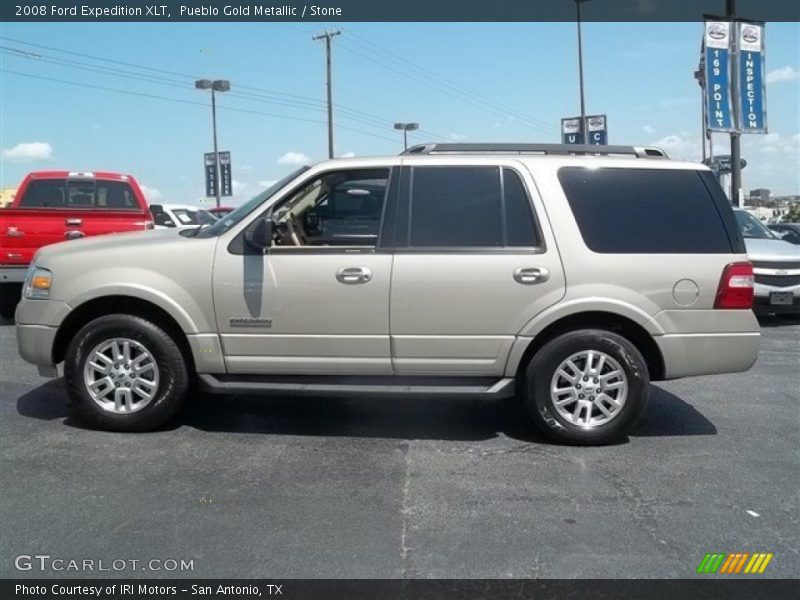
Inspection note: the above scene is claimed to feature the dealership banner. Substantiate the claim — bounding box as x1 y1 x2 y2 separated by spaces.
561 118 583 144
737 22 767 133
585 115 608 145
219 151 233 197
203 152 218 198
704 21 735 132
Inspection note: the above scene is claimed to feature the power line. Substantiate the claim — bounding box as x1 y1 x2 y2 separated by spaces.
342 29 561 134
335 34 559 136
0 68 401 144
0 47 411 142
0 34 450 143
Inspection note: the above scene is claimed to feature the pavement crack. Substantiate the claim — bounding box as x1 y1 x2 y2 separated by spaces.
399 441 413 578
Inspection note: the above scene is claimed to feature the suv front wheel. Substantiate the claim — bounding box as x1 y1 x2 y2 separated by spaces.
64 314 190 431
522 329 649 445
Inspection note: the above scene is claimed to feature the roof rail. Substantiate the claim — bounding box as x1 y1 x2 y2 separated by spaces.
401 143 669 159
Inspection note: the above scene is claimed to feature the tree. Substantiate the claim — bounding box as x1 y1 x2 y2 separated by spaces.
785 203 800 223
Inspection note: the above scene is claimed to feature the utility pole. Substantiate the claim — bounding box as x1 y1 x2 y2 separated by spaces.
313 29 341 159
195 79 231 209
575 0 590 144
727 0 742 206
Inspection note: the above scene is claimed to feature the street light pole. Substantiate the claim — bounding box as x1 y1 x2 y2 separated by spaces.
195 79 231 209
313 29 342 159
575 0 590 144
394 122 419 150
694 61 707 163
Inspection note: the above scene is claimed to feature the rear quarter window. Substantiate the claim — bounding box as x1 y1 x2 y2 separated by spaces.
557 167 734 253
18 180 66 207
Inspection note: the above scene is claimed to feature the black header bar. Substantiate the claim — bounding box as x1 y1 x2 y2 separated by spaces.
3 579 799 600
3 0 800 23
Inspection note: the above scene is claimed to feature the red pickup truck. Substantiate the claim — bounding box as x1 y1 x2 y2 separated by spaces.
0 171 153 317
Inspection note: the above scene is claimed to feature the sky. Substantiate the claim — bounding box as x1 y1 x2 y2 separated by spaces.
1 21 798 205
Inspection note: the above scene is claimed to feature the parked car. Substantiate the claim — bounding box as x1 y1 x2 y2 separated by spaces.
16 144 760 444
768 222 800 245
0 171 153 318
149 203 217 230
734 210 800 315
208 206 235 219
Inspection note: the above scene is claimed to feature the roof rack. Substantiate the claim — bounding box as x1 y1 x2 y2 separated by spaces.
401 143 669 159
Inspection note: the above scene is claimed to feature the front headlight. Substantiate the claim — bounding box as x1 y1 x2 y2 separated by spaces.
23 266 52 300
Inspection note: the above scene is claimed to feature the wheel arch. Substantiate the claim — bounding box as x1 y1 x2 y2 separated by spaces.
52 295 196 374
512 311 665 382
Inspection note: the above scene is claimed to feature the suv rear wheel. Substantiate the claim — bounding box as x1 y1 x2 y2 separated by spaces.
522 329 649 445
64 314 190 431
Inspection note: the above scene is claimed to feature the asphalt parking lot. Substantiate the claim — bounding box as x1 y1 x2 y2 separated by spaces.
0 316 798 579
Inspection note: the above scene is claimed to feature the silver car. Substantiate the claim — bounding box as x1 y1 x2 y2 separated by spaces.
15 144 761 445
734 209 800 315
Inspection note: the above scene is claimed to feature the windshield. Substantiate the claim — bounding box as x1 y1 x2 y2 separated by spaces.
735 210 778 240
171 208 216 226
196 166 310 238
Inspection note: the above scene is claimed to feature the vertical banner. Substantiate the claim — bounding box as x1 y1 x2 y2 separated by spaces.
204 152 217 198
219 151 233 197
704 21 735 132
561 118 583 144
737 22 767 133
586 115 608 145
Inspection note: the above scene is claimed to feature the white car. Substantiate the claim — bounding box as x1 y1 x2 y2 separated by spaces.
149 203 217 230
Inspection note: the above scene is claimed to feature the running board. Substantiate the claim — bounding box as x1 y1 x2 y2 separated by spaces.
198 374 516 399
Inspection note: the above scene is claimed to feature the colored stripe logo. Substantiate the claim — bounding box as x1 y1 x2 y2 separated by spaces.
697 552 773 574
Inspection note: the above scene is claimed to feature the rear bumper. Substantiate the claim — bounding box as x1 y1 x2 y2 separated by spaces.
0 266 27 283
655 332 760 379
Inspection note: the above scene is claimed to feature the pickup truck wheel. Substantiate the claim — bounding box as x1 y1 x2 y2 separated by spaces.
0 283 21 319
522 329 649 446
64 314 189 431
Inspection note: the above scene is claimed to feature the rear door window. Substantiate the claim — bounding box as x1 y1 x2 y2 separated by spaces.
557 167 733 253
398 166 541 248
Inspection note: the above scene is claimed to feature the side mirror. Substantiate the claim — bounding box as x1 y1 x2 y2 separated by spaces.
152 211 175 227
245 218 273 250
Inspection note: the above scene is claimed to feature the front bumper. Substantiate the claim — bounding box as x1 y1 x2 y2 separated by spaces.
752 283 800 314
15 298 71 376
17 324 58 375
753 295 800 314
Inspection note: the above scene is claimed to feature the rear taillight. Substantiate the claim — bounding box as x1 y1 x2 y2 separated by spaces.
714 262 754 309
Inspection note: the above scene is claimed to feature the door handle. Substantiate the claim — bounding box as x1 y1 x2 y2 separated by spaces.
513 267 549 285
336 266 372 285
66 218 82 226
65 230 85 240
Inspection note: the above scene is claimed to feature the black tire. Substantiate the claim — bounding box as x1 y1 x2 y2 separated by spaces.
64 314 190 431
0 283 22 319
522 329 649 445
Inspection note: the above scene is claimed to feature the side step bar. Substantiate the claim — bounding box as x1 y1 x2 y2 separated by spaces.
198 374 516 399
